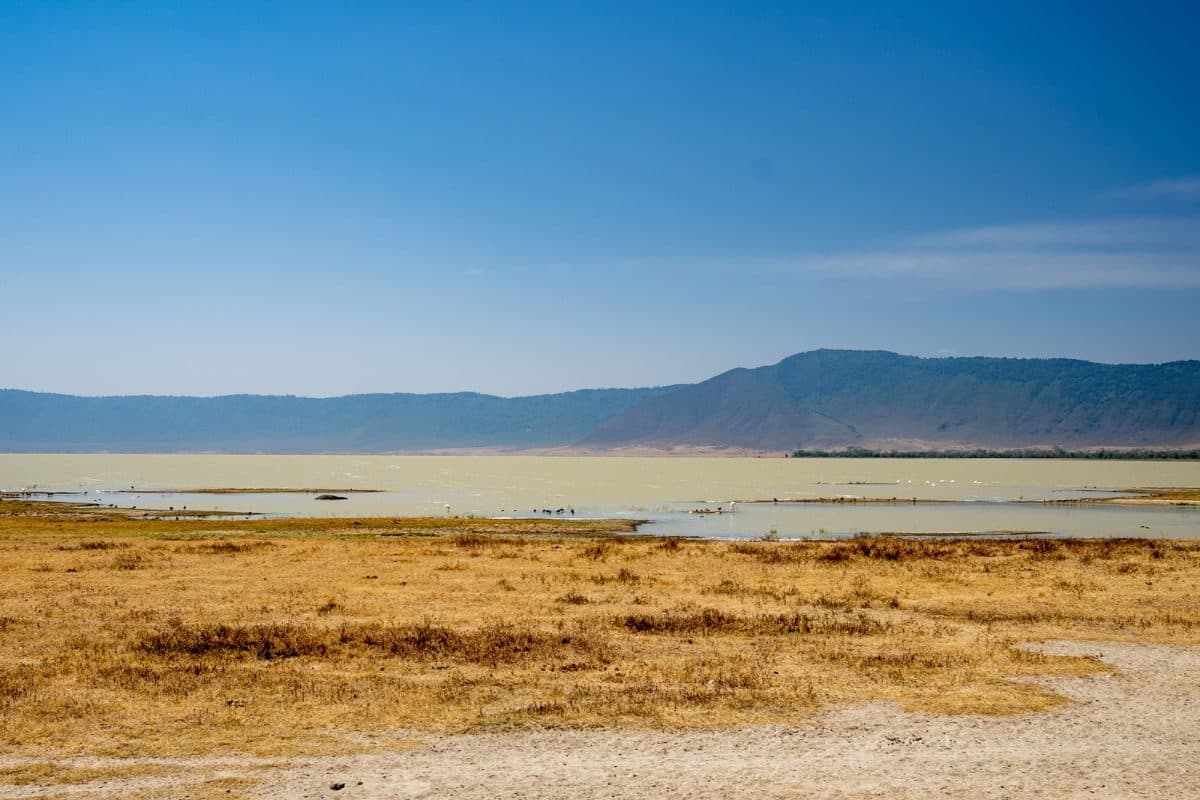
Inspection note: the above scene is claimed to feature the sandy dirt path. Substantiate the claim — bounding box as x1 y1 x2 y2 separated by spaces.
264 641 1200 800
6 641 1198 799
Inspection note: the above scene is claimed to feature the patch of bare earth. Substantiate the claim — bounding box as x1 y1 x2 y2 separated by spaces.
4 641 1194 799
259 640 1200 799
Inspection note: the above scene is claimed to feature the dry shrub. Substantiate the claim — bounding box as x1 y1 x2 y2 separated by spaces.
819 536 955 562
111 552 145 570
448 533 533 551
57 540 125 552
1018 539 1067 560
817 547 852 563
730 542 807 564
582 541 612 561
1010 538 1178 562
620 607 888 637
705 579 745 596
702 580 790 602
184 540 276 555
136 622 332 659
449 533 491 549
966 541 1002 557
810 593 853 609
316 598 341 614
134 620 609 666
592 567 642 585
729 536 1184 567
951 606 1200 631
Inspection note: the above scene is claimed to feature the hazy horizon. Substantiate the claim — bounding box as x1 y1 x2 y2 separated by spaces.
5 347 1200 400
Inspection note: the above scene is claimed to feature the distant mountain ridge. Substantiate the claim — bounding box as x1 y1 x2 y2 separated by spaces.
581 350 1200 451
3 350 1199 452
0 387 679 453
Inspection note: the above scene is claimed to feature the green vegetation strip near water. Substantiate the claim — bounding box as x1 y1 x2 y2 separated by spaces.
789 448 1200 460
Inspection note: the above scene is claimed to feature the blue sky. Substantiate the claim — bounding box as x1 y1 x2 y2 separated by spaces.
2 1 1198 396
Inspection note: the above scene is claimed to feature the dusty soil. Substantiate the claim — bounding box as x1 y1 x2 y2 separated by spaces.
5 640 1196 799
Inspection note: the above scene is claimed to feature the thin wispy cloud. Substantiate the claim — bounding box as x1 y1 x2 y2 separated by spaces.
912 217 1198 248
1101 176 1200 202
800 216 1200 289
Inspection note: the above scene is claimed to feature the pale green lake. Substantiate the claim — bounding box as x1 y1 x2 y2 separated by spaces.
4 454 1199 539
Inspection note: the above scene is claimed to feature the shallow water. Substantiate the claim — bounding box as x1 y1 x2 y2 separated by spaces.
3 454 1199 539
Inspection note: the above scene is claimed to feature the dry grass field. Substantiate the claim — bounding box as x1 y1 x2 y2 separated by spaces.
2 502 1199 796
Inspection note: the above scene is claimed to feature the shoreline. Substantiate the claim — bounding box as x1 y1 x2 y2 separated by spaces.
115 487 385 494
5 486 1198 528
736 487 1200 506
0 499 645 533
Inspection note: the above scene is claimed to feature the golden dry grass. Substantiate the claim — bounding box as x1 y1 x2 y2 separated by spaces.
0 761 274 799
1 509 1198 762
0 761 178 787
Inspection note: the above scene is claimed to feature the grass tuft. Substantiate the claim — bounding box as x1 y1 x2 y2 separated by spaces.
134 620 609 666
620 608 889 636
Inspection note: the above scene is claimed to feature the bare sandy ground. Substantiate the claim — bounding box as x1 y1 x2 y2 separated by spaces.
6 641 1198 799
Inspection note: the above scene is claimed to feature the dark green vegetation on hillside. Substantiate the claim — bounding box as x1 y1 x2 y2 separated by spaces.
4 350 1198 452
790 448 1200 460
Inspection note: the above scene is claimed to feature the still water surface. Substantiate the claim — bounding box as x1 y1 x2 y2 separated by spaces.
4 454 1199 539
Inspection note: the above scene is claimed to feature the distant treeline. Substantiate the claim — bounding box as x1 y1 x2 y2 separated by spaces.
788 447 1200 460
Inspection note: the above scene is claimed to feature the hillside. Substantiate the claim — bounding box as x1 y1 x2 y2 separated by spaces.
4 351 1199 453
0 387 677 453
579 350 1200 451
